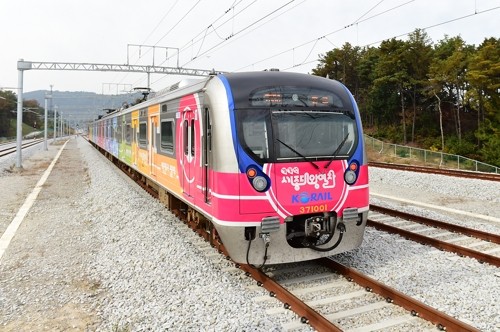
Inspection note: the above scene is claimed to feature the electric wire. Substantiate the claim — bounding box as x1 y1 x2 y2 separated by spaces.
352 0 385 24
142 0 181 46
119 1 499 93
155 0 204 47
112 0 181 88
237 0 414 71
142 0 252 70
132 0 255 90
365 6 500 46
182 0 297 66
280 5 500 72
188 0 257 61
149 0 300 87
115 0 203 89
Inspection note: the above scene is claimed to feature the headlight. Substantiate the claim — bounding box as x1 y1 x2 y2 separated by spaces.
344 160 359 185
344 170 357 184
252 176 268 192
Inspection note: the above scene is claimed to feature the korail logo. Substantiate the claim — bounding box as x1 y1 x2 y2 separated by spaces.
291 192 333 203
280 166 336 191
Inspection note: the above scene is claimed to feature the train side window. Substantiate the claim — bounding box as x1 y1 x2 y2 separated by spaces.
116 120 122 142
125 123 131 143
183 120 188 155
160 120 174 153
190 119 195 156
113 121 117 141
139 122 147 147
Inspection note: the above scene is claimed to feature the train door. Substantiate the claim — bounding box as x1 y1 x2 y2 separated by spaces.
202 107 212 204
182 114 195 196
150 115 158 177
177 94 202 201
181 109 195 198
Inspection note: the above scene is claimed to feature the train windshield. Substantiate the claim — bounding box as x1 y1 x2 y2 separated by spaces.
236 109 357 164
236 86 357 164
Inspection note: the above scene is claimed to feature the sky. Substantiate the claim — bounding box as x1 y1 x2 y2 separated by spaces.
0 0 499 96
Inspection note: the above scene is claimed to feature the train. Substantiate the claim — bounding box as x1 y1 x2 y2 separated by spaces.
88 71 369 266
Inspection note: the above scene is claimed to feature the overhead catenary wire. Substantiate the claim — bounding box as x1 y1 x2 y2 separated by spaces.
112 0 181 86
115 0 203 89
142 0 181 46
237 0 414 71
281 6 500 71
181 0 297 66
118 1 499 92
364 6 500 47
148 0 301 87
154 0 204 47
127 0 255 90
154 0 260 68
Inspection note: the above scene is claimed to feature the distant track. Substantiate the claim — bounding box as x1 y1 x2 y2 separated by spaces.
368 161 500 182
0 139 44 158
369 204 500 267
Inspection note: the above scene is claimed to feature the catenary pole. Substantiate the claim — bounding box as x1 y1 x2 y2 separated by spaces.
53 106 57 141
15 61 25 168
44 96 48 150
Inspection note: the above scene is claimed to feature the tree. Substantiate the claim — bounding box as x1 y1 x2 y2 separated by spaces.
310 32 499 165
23 99 42 129
0 90 17 137
356 46 380 127
372 38 410 143
313 42 362 93
430 36 471 144
468 38 500 165
405 29 433 143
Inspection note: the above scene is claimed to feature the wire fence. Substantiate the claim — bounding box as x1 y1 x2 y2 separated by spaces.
364 135 499 174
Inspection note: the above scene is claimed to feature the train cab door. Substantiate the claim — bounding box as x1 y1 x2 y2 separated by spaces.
150 115 159 178
202 107 212 204
181 109 195 198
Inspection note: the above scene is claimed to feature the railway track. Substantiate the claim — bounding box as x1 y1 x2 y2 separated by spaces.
93 141 481 332
0 139 44 158
182 220 480 331
194 238 481 331
369 204 500 267
369 161 500 182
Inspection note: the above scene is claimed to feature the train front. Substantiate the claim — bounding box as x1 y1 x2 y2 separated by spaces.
214 72 369 266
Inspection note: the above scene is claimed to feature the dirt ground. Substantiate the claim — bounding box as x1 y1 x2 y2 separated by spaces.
0 139 101 331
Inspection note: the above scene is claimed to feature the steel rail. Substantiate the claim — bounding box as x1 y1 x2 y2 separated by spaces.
182 212 341 331
0 139 44 157
367 219 500 267
237 263 342 332
319 258 481 332
370 204 500 244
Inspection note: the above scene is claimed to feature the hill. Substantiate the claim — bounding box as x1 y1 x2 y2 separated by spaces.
23 90 142 123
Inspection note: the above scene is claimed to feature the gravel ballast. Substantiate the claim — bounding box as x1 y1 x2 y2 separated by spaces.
0 137 499 331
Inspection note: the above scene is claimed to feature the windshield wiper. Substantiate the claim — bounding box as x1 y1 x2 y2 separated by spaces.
331 108 355 119
324 133 349 169
276 138 319 169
